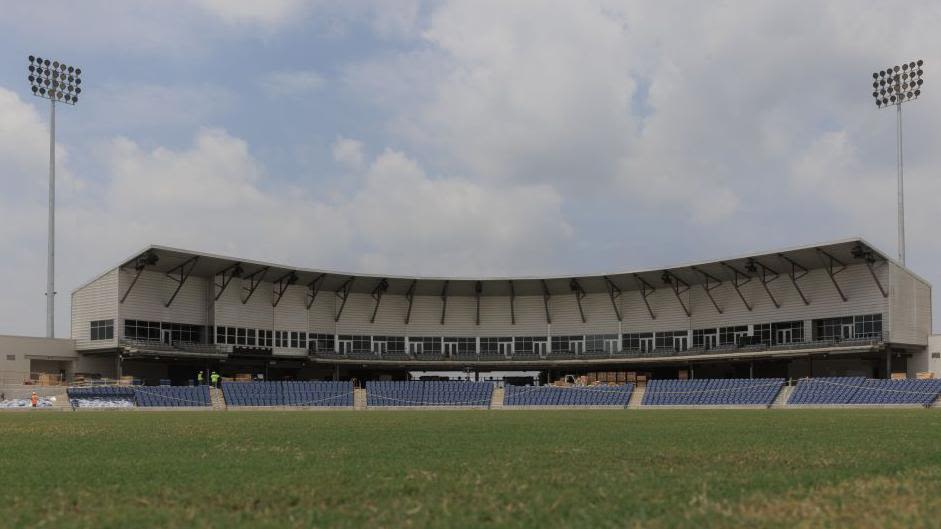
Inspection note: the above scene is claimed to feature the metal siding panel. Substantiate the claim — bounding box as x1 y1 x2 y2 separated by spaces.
117 269 208 326
274 284 307 331
72 269 118 350
689 264 888 330
214 278 274 330
890 263 930 345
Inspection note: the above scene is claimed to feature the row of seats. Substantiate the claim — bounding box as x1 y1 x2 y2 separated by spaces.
789 377 941 405
642 378 785 406
136 386 211 407
366 381 493 407
504 385 633 406
221 381 353 407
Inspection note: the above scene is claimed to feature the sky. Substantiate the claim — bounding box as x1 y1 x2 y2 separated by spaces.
0 0 939 337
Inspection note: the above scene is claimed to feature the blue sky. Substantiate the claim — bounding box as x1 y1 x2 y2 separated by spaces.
0 0 939 337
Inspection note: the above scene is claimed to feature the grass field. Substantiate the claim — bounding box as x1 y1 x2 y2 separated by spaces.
2 410 941 529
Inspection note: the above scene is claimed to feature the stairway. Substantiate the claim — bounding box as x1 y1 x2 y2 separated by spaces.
51 391 71 410
353 388 367 410
490 387 504 409
628 386 645 408
771 385 793 408
209 387 226 410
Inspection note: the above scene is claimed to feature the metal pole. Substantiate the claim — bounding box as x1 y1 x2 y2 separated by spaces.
896 102 905 266
46 98 56 338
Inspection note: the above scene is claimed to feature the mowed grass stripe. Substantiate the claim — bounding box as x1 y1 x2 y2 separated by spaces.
1 410 939 529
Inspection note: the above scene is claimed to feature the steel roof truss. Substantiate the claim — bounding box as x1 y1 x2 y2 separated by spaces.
440 280 449 325
776 254 810 306
749 259 781 309
816 248 848 302
691 267 723 314
662 271 691 317
240 266 270 305
164 256 200 308
404 279 417 325
213 262 243 302
541 280 552 324
633 274 657 320
603 276 623 322
475 281 482 326
570 278 587 323
509 280 516 325
120 251 158 304
334 277 355 322
272 270 299 308
305 273 326 310
720 262 753 311
370 278 389 323
865 260 889 298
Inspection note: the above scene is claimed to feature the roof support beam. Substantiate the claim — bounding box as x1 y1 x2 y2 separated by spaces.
334 277 355 322
633 274 656 320
305 273 326 310
570 278 587 323
475 281 482 326
720 262 753 311
240 267 269 305
120 251 158 304
271 270 298 308
370 278 388 323
164 256 200 308
404 280 417 324
746 259 781 309
865 260 888 298
660 271 690 317
816 248 848 302
851 244 888 298
509 280 516 325
213 262 243 302
777 254 810 306
691 267 723 314
541 280 552 324
603 276 623 322
440 281 450 325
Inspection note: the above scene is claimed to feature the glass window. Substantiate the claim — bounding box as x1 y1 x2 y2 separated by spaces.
90 320 114 341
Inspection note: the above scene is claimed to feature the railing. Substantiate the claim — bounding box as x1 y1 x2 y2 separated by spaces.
309 336 884 362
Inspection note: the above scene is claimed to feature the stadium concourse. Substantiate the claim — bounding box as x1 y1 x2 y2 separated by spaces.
2 237 940 407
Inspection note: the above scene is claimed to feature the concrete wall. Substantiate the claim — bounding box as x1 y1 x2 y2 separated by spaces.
0 335 77 384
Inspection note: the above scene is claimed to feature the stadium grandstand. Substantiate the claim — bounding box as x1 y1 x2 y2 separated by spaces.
29 236 928 388
2 236 940 404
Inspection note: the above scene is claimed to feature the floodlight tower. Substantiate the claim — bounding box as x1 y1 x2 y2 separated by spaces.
871 59 924 266
26 55 83 338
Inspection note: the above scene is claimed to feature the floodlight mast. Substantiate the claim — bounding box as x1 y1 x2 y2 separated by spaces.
871 60 924 266
26 55 83 338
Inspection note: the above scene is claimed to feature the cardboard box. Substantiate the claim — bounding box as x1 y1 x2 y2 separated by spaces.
891 372 907 380
916 372 935 380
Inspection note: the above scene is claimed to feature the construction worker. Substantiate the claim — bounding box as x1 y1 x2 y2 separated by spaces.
210 371 220 388
197 371 204 385
30 392 39 408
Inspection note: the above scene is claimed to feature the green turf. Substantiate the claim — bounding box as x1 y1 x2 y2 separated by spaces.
2 410 941 529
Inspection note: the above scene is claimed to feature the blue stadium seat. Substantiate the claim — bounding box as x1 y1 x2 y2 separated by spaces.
365 381 493 407
642 378 784 406
503 384 633 407
221 381 354 407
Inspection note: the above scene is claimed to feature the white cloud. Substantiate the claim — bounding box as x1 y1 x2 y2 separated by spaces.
259 71 326 97
194 0 313 28
331 137 366 168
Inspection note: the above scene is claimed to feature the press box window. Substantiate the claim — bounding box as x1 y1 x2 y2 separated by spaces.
90 319 114 341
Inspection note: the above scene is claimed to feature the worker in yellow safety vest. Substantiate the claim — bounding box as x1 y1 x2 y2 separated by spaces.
31 392 39 407
197 371 204 385
210 371 220 388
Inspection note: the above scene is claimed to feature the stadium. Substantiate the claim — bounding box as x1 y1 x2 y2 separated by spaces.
3 235 939 409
